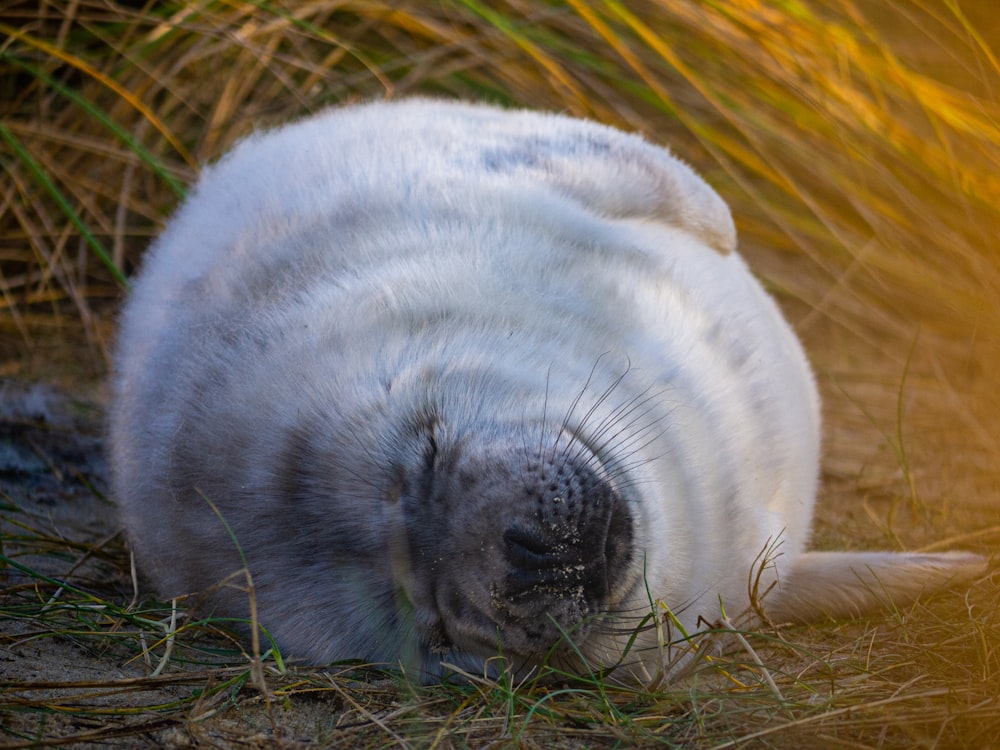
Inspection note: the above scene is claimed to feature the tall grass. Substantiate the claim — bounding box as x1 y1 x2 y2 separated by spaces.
2 0 999 746
3 2 997 368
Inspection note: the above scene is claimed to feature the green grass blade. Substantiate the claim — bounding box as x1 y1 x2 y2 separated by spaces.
0 122 129 289
3 56 187 199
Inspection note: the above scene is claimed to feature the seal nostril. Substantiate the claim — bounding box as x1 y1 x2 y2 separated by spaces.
502 523 584 601
499 453 633 611
503 526 557 571
503 519 609 603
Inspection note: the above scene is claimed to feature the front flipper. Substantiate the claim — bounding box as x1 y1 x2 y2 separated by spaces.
764 551 988 623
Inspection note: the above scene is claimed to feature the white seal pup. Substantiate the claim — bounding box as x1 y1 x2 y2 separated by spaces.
110 99 984 682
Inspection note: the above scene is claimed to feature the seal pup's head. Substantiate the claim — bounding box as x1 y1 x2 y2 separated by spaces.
382 417 637 680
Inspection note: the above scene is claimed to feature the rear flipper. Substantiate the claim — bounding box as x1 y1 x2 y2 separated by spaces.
764 551 988 623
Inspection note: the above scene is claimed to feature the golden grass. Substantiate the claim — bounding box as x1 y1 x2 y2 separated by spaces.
2 0 999 746
3 2 997 373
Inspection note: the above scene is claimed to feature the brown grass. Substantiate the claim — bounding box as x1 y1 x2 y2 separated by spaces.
2 0 999 747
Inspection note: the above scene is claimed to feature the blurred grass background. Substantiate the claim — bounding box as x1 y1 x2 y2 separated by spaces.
2 1 997 379
1 0 999 746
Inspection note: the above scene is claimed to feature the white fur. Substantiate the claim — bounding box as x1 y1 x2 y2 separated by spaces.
111 99 985 681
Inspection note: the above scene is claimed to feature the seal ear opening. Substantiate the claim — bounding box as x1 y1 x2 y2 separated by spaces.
763 550 988 624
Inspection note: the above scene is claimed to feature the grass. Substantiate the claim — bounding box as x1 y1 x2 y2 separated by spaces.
2 0 999 746
3 492 992 749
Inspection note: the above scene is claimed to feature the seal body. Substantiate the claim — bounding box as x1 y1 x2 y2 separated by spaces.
111 99 982 682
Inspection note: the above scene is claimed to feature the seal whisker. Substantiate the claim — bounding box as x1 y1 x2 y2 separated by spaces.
581 395 670 472
552 353 633 470
538 363 554 464
552 353 611 463
573 404 672 490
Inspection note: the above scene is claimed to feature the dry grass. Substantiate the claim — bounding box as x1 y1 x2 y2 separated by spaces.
2 0 999 747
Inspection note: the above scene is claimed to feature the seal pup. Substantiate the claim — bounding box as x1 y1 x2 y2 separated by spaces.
110 98 985 682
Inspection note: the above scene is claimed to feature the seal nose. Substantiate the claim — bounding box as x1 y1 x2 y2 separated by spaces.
502 494 629 607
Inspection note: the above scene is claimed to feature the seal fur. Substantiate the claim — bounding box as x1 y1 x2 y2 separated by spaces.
110 99 985 682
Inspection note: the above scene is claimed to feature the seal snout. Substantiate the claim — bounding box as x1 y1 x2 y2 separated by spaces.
406 433 635 664
496 452 633 625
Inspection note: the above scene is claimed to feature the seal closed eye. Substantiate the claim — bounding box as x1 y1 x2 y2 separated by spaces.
110 98 985 683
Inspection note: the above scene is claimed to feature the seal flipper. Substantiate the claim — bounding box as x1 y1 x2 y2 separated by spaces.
764 551 988 623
